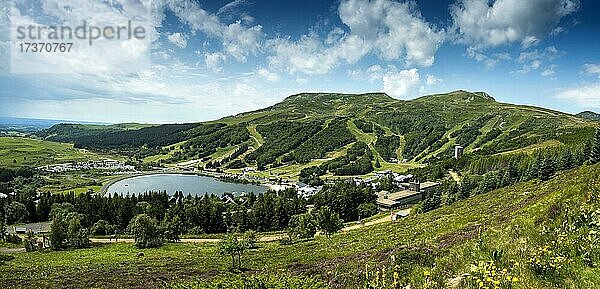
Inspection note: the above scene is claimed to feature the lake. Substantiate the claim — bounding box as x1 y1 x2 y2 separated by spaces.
106 174 269 196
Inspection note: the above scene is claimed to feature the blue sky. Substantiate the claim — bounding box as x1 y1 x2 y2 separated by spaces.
1 0 599 123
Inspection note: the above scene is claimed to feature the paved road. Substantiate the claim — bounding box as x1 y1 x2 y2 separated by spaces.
342 215 391 231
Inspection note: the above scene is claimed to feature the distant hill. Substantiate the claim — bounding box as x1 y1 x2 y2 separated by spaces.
0 117 109 133
37 90 596 177
576 111 600 121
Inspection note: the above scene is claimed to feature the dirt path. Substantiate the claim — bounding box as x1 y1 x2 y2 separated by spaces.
88 214 395 244
0 247 26 253
4 212 399 251
90 234 285 244
342 215 391 231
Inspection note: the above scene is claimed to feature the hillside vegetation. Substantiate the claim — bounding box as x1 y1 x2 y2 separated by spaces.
3 164 600 288
0 137 104 168
34 91 595 180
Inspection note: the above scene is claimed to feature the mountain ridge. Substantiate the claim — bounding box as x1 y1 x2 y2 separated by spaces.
36 90 597 179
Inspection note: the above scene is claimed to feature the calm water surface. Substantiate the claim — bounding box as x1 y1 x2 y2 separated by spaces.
107 174 268 196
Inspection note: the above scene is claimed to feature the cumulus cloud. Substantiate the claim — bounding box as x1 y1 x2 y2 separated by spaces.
516 46 562 74
165 0 263 62
451 0 580 48
168 33 187 48
383 69 420 99
466 48 512 68
256 68 280 82
205 52 227 73
268 0 444 75
348 65 385 82
541 65 557 77
555 83 600 108
584 64 600 77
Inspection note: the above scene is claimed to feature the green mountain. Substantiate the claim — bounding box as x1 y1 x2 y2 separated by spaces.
38 90 596 179
577 111 600 121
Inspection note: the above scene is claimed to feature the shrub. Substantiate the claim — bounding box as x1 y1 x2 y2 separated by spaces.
464 260 520 289
91 220 116 236
128 214 163 249
23 230 37 252
286 213 317 242
219 234 246 270
315 206 343 237
51 212 90 250
5 201 28 224
243 230 258 249
529 245 570 276
357 203 378 220
5 234 22 244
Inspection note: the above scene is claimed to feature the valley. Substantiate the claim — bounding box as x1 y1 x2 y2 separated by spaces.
1 90 599 289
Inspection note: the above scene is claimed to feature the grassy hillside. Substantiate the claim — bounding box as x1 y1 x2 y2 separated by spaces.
0 137 103 168
3 164 600 288
34 91 596 180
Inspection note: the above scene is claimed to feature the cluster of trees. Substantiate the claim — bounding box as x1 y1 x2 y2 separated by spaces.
204 144 250 170
374 110 451 160
311 181 377 222
289 118 356 164
49 203 90 250
285 206 343 243
245 120 323 170
70 123 200 149
374 135 400 162
0 187 309 237
299 141 374 185
416 135 600 213
353 119 374 133
450 114 494 147
172 124 250 163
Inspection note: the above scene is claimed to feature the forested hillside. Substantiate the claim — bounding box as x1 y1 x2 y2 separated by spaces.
37 90 597 179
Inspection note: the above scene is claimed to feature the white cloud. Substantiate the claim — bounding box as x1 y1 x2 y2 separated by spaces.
218 0 248 16
383 69 420 99
268 0 444 75
347 64 385 82
168 32 187 48
584 64 600 77
516 46 562 74
466 48 511 68
256 68 280 82
426 74 442 85
205 52 227 73
555 83 600 108
451 0 579 48
541 65 557 77
166 0 263 62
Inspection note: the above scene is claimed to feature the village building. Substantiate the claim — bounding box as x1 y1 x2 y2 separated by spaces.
376 181 440 211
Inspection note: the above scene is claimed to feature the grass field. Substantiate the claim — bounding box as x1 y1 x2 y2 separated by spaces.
3 164 600 288
0 137 99 168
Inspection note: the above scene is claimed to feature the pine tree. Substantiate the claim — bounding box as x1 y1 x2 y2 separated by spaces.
590 129 600 165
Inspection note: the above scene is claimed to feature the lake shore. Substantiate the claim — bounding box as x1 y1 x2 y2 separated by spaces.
100 171 270 196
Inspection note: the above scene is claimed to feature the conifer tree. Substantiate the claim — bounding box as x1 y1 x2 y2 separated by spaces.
590 129 600 165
